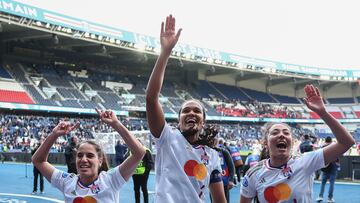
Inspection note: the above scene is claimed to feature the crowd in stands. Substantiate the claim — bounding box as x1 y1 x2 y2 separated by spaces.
0 114 148 153
2 113 358 156
214 99 302 118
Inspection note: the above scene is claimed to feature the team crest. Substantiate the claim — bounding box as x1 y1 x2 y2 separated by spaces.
90 183 101 194
282 166 293 179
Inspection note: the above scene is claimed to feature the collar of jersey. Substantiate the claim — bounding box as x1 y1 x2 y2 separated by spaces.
265 158 292 170
77 177 99 189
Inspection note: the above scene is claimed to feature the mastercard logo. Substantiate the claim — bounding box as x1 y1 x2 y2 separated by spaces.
73 196 97 203
184 160 207 181
264 183 291 203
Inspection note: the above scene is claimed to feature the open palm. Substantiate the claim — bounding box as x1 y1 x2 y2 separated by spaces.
303 84 326 114
160 15 182 54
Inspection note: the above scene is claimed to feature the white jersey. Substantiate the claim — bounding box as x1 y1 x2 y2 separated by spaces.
51 166 125 203
241 149 325 203
154 123 221 203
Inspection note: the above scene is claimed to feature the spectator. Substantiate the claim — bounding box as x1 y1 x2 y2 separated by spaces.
115 140 128 165
243 152 260 175
132 144 154 203
227 141 243 184
316 136 340 203
31 138 44 194
299 134 314 153
213 138 235 203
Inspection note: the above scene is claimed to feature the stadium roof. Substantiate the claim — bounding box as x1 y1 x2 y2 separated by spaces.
13 0 360 70
0 1 358 91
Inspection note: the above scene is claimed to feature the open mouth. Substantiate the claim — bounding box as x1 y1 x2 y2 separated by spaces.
276 142 287 149
185 118 197 124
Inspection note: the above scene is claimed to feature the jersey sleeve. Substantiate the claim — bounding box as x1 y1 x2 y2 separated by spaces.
51 169 75 192
106 166 126 191
240 173 257 198
299 148 325 175
153 123 171 147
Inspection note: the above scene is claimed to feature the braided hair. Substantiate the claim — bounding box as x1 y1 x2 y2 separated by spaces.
194 124 219 148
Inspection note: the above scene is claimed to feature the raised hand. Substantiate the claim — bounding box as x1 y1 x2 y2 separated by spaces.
303 84 326 115
160 15 182 54
52 121 79 137
95 108 119 126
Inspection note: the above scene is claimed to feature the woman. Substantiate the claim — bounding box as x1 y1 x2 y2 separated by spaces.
132 142 154 203
146 15 226 203
32 109 145 202
240 84 355 203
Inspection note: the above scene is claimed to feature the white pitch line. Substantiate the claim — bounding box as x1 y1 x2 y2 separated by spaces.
0 193 64 202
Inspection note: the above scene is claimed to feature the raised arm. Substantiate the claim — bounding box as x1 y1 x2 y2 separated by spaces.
303 84 355 164
96 108 145 181
145 15 182 138
32 121 79 181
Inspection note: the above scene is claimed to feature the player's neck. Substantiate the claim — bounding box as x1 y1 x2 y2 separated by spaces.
269 156 290 168
79 175 98 187
186 134 200 145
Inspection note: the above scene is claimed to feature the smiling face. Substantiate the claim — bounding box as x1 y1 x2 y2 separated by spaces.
178 100 205 136
76 143 102 180
264 123 293 160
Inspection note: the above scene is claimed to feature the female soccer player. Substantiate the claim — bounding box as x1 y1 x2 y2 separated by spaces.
146 15 226 203
240 84 355 202
32 109 145 202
